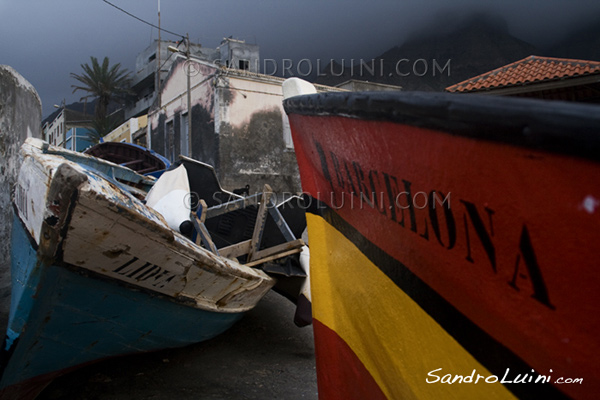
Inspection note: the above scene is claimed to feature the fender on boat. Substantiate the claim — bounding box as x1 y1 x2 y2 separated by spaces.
145 165 192 234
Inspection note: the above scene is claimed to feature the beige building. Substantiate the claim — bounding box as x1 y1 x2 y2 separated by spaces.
335 79 402 92
103 115 148 145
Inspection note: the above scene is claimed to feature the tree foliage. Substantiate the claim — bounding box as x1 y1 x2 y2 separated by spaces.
71 56 131 136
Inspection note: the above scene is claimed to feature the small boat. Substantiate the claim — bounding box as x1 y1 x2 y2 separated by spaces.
282 78 600 399
1 138 307 399
84 140 171 177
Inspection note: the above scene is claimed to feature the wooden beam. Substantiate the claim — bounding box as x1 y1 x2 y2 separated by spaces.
219 239 252 259
245 247 304 268
251 238 305 262
206 194 261 219
197 199 208 223
267 206 296 242
247 185 273 262
191 203 219 255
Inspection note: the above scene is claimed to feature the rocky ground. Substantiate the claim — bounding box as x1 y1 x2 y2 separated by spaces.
37 291 318 400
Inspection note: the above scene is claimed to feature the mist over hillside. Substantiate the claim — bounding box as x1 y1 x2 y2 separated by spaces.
51 12 600 118
546 17 600 62
314 13 599 91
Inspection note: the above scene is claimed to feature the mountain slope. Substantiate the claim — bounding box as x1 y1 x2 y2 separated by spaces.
315 13 539 91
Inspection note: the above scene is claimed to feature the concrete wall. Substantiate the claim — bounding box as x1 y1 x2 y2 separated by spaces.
0 66 42 327
218 39 260 73
215 73 301 194
129 40 223 120
336 79 402 92
149 59 302 195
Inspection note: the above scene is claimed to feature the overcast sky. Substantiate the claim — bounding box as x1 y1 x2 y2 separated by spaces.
1 0 599 117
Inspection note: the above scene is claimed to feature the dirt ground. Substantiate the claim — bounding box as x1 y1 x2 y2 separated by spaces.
36 291 318 400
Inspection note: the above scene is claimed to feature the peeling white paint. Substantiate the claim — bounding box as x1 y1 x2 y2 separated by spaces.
17 138 274 313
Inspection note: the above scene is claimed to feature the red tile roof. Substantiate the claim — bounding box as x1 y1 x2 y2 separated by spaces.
446 56 600 93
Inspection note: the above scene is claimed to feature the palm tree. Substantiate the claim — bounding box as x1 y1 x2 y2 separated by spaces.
71 56 131 136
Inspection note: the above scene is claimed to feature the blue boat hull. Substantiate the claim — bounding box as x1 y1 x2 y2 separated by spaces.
0 213 243 399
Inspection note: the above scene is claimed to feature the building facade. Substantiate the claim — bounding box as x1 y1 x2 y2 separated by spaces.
446 55 600 103
64 127 96 152
103 115 148 145
148 57 334 194
127 38 258 120
43 108 94 147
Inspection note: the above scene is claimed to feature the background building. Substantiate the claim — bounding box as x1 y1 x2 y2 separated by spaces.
446 55 600 103
103 115 148 145
64 127 96 152
335 79 402 92
43 107 94 147
126 37 258 120
148 56 336 194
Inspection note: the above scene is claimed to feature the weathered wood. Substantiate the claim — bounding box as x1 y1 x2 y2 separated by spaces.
219 239 252 259
197 199 208 223
206 194 261 219
247 185 273 262
245 247 304 268
192 203 219 255
250 238 305 263
267 205 296 242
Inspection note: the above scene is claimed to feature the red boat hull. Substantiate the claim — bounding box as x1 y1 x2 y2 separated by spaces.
285 91 600 399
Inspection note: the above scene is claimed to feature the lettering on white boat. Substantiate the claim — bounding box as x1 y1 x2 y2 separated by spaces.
313 140 554 310
112 257 176 288
15 184 28 221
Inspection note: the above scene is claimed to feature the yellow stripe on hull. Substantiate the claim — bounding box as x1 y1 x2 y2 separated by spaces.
308 213 517 399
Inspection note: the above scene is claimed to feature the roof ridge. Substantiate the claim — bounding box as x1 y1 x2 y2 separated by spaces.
446 55 535 90
446 55 600 93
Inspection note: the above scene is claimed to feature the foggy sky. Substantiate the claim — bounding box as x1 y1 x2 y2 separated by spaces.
1 0 599 118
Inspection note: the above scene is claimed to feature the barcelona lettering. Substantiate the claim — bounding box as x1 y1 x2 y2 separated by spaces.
313 140 554 309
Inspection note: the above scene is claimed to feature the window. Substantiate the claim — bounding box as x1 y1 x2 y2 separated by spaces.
239 59 249 70
180 113 189 157
166 120 174 162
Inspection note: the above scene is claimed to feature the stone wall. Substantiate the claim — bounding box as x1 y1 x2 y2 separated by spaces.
0 66 42 328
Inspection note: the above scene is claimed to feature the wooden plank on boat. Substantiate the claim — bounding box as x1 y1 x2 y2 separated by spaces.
192 200 219 255
206 193 261 219
268 204 296 242
245 247 304 268
245 239 305 268
197 199 208 223
247 186 272 262
219 239 252 259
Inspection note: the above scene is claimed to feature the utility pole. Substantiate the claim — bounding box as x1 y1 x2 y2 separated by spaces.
157 0 161 107
186 33 192 158
168 34 194 158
